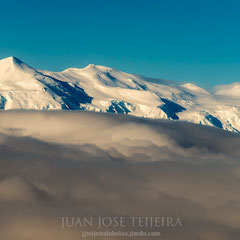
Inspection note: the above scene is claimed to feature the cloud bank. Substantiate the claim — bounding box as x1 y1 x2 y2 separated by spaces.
0 111 239 239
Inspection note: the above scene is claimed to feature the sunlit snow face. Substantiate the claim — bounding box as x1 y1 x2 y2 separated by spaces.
0 111 239 240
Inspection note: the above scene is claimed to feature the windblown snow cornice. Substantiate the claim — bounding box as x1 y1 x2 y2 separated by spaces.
0 56 240 132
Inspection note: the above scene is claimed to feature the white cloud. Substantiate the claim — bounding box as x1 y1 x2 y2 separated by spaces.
0 111 239 239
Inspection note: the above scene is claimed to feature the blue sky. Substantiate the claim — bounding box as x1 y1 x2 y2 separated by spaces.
1 0 240 88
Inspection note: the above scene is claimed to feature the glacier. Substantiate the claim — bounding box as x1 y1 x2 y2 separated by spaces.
0 56 240 132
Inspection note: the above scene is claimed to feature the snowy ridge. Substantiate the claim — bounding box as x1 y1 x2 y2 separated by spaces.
0 56 240 132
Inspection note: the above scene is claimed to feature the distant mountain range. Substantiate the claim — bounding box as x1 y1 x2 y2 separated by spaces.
0 56 240 132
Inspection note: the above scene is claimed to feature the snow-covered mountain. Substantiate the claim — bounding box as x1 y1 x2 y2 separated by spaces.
0 56 240 132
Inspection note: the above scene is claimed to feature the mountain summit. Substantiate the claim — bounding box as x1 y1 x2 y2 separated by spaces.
0 56 239 132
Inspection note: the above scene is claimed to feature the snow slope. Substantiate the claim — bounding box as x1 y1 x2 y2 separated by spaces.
0 56 240 132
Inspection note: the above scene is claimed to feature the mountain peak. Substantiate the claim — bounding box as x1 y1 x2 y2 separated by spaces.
83 64 117 73
0 56 23 64
0 56 36 74
0 56 25 69
214 82 240 98
11 56 24 65
63 64 117 74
